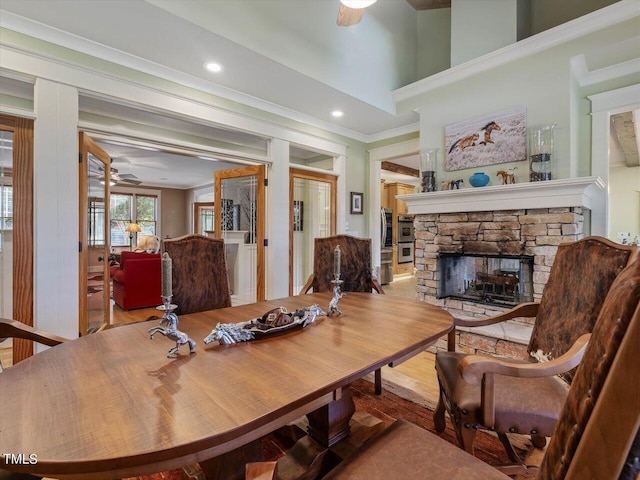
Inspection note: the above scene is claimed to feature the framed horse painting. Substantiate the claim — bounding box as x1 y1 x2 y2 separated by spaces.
445 106 527 171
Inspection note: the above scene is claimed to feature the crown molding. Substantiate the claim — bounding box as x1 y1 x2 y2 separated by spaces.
392 1 640 105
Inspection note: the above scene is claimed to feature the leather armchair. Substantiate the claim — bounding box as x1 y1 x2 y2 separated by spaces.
433 236 636 475
111 251 162 310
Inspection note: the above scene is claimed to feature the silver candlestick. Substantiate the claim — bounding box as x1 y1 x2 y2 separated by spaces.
149 295 196 358
327 275 345 316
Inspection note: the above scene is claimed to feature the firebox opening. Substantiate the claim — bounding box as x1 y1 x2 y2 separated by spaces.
437 253 534 307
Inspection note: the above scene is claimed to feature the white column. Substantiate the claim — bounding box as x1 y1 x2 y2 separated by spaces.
368 159 382 268
334 154 347 233
266 138 289 299
33 79 79 342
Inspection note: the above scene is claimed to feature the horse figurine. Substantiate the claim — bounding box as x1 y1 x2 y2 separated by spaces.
440 180 450 191
327 283 345 316
450 179 464 189
203 304 326 345
479 121 501 146
496 167 517 185
149 313 196 358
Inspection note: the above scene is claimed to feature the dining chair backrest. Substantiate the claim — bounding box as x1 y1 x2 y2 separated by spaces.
163 234 231 315
311 235 375 293
538 255 640 479
527 236 634 382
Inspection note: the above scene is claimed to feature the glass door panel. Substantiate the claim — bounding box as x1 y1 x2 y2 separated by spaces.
79 132 112 335
214 165 265 304
289 169 336 295
0 131 13 322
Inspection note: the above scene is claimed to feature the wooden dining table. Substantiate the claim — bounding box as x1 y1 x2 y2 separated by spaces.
0 292 453 480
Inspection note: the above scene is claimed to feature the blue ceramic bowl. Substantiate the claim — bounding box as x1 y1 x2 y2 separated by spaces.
469 172 490 187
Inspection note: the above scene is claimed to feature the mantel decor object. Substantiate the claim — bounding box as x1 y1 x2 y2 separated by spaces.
328 245 345 316
204 304 326 345
419 148 438 192
148 253 196 357
469 172 490 187
529 124 556 181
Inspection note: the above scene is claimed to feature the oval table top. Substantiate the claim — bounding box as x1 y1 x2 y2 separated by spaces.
0 292 452 479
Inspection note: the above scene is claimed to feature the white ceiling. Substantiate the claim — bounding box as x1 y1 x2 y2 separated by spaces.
0 0 422 139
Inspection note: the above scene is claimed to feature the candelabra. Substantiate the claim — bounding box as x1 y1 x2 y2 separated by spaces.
327 274 345 317
149 296 196 358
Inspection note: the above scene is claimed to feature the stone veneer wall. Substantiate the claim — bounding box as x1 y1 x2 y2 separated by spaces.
414 207 585 358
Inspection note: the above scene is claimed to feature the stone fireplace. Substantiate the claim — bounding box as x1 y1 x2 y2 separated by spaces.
399 177 604 359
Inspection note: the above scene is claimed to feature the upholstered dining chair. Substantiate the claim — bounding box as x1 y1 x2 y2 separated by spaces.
300 235 384 295
0 318 69 480
433 236 636 475
301 235 385 394
320 254 640 479
163 234 231 315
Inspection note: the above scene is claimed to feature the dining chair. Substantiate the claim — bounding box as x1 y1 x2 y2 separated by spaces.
0 318 69 480
320 253 640 479
300 235 385 394
163 234 232 315
300 235 384 295
433 236 636 475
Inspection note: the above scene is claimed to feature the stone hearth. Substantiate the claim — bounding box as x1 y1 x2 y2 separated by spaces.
399 177 603 359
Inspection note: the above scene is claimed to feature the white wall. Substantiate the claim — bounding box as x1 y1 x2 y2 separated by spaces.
148 0 418 114
417 8 451 78
609 165 640 242
397 16 640 187
451 0 518 66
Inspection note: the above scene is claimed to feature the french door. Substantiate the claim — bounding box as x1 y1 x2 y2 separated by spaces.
79 132 112 335
289 168 336 295
214 165 266 303
0 114 34 364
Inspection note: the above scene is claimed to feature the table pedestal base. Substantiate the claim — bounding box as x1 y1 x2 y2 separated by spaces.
199 438 264 480
306 386 356 447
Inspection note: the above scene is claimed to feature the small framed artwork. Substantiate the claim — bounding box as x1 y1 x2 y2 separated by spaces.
350 192 363 215
293 200 304 231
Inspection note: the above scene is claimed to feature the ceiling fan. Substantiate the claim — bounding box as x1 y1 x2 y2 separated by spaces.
337 0 451 26
337 0 377 27
88 163 142 186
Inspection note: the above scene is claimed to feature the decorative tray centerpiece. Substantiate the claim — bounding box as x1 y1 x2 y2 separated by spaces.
204 304 326 345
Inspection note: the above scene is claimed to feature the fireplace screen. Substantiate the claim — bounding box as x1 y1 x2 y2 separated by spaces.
438 253 534 307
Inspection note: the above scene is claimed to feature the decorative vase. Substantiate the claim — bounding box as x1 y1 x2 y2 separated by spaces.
469 172 490 187
529 124 556 181
419 148 438 192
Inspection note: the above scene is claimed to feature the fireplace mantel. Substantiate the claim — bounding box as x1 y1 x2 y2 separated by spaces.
398 176 605 215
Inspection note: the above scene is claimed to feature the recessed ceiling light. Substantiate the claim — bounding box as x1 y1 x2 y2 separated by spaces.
204 62 223 73
331 110 344 118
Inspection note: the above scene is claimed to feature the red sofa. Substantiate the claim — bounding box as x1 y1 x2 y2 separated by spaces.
110 251 161 310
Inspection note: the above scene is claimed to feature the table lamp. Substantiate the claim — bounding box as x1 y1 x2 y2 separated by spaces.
125 222 141 250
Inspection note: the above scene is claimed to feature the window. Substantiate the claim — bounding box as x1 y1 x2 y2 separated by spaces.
110 193 158 247
0 184 12 230
194 202 214 235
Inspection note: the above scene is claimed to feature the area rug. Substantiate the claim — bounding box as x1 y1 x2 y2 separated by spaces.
123 378 529 479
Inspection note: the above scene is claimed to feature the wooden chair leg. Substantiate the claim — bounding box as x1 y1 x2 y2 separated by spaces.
374 368 382 395
433 392 447 433
456 423 477 455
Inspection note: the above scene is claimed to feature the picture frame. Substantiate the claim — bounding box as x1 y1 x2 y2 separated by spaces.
444 106 527 172
293 200 304 231
350 192 363 215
